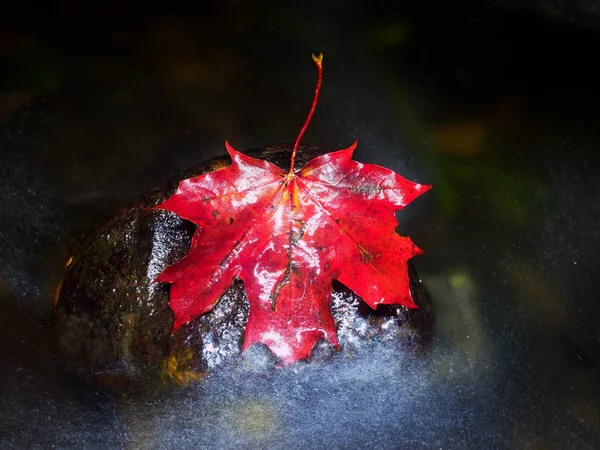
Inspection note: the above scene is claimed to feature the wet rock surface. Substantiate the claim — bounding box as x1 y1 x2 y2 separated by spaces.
55 144 433 388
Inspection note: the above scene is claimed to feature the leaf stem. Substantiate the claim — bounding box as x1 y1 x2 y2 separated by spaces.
288 53 323 175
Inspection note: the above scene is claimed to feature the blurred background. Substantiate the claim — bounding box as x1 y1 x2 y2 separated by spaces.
1 1 599 448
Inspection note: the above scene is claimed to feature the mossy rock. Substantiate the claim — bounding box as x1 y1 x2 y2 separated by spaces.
55 144 433 389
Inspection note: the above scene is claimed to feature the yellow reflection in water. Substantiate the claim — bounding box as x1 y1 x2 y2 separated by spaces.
433 120 486 156
229 399 277 436
422 267 487 377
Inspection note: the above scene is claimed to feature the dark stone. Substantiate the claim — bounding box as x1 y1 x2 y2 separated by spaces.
55 144 433 389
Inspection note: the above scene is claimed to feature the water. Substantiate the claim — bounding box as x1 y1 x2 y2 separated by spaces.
1 2 599 448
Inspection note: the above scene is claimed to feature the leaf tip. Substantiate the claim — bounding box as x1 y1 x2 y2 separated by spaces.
413 247 425 257
224 140 239 157
335 140 358 161
405 300 419 309
171 320 183 335
406 236 426 258
346 140 358 155
419 183 434 194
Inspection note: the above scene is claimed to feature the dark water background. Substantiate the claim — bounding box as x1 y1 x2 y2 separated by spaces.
1 1 599 448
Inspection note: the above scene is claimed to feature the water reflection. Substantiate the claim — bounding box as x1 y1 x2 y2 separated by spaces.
424 268 487 377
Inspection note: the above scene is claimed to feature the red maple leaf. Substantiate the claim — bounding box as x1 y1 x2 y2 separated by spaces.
154 54 431 364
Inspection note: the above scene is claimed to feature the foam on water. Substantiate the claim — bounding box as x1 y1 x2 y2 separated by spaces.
117 338 494 449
